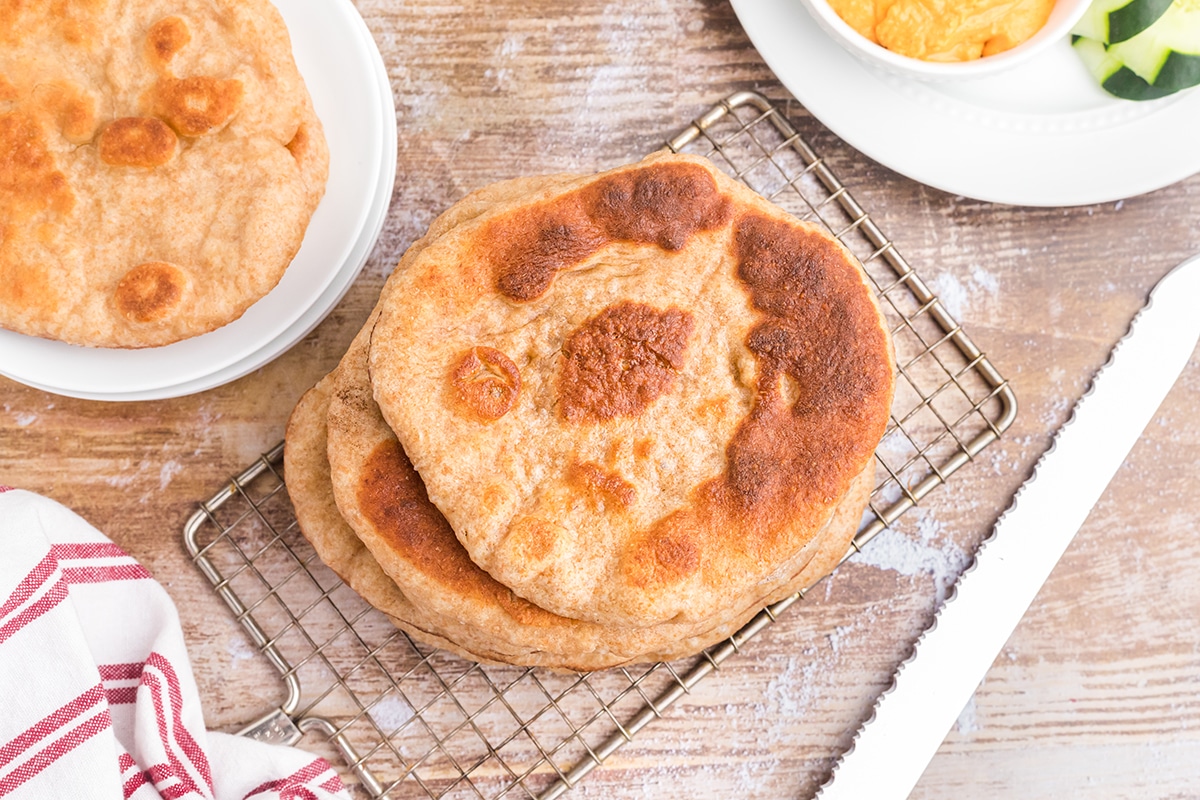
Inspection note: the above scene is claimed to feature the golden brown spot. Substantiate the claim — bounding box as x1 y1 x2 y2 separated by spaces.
559 301 694 423
695 395 734 431
59 95 95 143
502 516 558 563
569 462 637 509
719 212 893 508
0 112 75 221
357 439 471 580
481 483 506 510
652 531 700 579
451 346 521 420
354 444 563 626
32 82 97 144
153 76 243 137
623 517 704 588
633 439 654 460
488 161 733 301
98 117 177 168
113 262 186 323
146 16 190 69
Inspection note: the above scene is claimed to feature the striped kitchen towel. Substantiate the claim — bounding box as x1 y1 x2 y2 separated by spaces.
0 488 351 800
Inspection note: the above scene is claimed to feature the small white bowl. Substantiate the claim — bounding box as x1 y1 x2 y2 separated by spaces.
797 0 1093 80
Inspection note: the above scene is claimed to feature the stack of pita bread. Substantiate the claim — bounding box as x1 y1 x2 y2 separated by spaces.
0 0 327 348
284 153 895 671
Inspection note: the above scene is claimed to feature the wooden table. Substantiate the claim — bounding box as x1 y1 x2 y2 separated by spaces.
3 1 1199 797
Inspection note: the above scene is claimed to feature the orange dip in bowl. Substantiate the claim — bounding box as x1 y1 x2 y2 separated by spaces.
826 0 1057 61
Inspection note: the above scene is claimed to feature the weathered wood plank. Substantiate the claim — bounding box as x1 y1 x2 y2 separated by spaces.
1 0 1198 797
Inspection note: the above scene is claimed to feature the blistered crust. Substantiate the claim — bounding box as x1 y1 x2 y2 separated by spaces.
151 75 243 137
145 16 190 68
490 160 732 301
616 209 894 596
569 461 637 509
0 0 107 49
113 261 188 323
98 117 177 167
452 346 522 420
559 301 695 423
0 112 75 220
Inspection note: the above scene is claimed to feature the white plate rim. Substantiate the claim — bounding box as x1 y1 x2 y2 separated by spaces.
0 0 390 397
730 0 1200 207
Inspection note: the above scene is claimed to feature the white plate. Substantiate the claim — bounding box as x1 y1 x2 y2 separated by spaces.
731 0 1200 206
0 0 396 400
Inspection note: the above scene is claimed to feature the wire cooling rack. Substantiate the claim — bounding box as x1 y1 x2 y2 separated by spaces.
184 91 1016 799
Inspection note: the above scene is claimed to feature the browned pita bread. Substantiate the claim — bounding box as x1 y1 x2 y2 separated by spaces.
0 0 327 347
368 152 895 628
283 174 879 670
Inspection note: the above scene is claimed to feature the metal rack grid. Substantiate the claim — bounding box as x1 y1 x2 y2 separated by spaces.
184 91 1016 800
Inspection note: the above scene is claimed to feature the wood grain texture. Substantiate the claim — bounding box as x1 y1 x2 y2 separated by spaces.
2 0 1199 797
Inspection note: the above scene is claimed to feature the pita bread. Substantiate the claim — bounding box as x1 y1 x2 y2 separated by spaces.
0 0 327 347
283 178 877 669
368 152 895 628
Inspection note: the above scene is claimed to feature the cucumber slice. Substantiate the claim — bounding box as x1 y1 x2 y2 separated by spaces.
1073 35 1178 98
1072 0 1174 44
1108 0 1200 88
